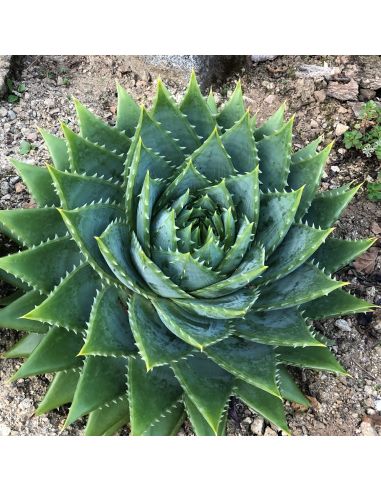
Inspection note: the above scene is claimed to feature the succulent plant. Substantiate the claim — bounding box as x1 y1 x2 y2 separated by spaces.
0 73 376 436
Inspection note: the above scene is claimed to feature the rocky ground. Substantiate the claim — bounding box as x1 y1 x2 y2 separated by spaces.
0 55 380 436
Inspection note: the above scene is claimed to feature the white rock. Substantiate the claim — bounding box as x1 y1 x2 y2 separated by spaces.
335 123 349 137
264 426 277 436
331 166 340 173
360 421 378 436
334 319 351 331
0 423 11 436
250 417 265 435
375 399 381 412
264 94 277 105
296 64 340 79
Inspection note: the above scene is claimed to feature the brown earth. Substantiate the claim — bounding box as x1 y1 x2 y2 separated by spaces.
0 55 380 436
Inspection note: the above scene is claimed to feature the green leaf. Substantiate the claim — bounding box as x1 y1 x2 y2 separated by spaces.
116 83 140 138
48 165 123 209
291 136 322 165
10 327 83 380
179 71 216 141
155 160 210 210
125 138 171 226
217 80 245 131
311 237 376 274
254 188 303 257
80 286 137 357
172 353 234 434
368 180 381 201
151 209 177 252
35 369 81 415
173 288 257 319
151 79 200 154
302 288 376 319
24 263 101 332
205 337 281 397
258 223 333 284
39 129 70 171
135 107 185 167
218 219 253 274
128 357 182 436
8 94 19 104
234 307 322 347
276 346 346 374
288 143 333 220
66 356 128 426
4 332 44 359
0 290 48 333
59 203 123 278
277 366 310 407
0 207 67 247
192 246 266 298
257 117 293 191
142 401 185 436
128 294 190 369
152 249 222 292
221 111 259 173
226 167 260 225
74 99 130 156
136 174 164 254
303 183 362 228
254 103 285 140
0 237 82 294
97 221 148 295
19 140 32 155
254 263 347 311
130 233 190 299
12 160 59 207
183 394 227 436
206 89 218 115
62 124 125 179
234 379 289 433
152 297 233 349
190 128 235 182
85 395 130 436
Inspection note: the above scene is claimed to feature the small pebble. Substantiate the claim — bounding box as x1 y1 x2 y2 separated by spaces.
334 319 351 332
0 423 11 436
250 417 265 435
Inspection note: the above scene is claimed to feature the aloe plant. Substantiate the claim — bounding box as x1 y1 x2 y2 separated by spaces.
0 73 376 436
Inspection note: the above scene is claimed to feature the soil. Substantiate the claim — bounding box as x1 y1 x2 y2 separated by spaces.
0 55 380 436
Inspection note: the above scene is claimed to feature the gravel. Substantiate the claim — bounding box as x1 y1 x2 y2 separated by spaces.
1 55 381 436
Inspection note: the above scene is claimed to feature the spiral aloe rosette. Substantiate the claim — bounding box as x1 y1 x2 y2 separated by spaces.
0 73 376 436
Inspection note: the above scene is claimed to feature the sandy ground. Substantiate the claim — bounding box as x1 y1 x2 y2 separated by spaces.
0 55 380 436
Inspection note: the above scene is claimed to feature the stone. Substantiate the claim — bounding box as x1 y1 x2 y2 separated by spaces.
44 98 55 108
360 57 381 90
330 166 340 173
0 107 7 117
264 94 277 104
0 423 11 436
264 426 277 436
7 109 16 120
250 417 265 435
327 79 359 101
360 421 378 436
118 55 247 90
334 319 351 331
251 55 278 63
375 400 381 412
0 55 12 98
335 123 349 137
359 88 376 101
314 89 326 102
310 119 319 129
296 64 339 80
